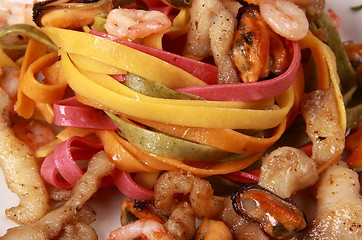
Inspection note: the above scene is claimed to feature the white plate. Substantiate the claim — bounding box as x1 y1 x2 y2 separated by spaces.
1 0 362 239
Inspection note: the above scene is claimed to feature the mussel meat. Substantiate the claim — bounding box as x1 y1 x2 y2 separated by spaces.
33 0 112 28
231 184 307 239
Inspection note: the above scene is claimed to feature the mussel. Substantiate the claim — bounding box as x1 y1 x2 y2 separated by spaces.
231 184 307 239
230 2 270 83
33 0 112 28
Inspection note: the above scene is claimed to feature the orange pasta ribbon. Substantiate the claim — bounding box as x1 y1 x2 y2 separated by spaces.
22 52 67 104
128 116 287 154
15 38 48 118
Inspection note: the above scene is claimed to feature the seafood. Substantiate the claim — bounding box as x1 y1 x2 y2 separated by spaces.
108 219 174 240
183 0 225 59
33 0 112 28
120 200 165 226
104 8 172 42
12 120 57 151
221 196 269 240
195 218 233 240
304 162 362 239
258 146 319 199
301 88 345 170
1 151 114 239
259 0 309 41
209 8 239 84
231 184 307 239
230 3 270 83
153 169 223 219
0 0 33 28
0 88 49 225
164 202 196 240
0 67 19 100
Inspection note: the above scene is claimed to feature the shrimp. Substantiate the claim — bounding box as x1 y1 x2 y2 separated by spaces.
209 9 239 84
104 8 172 42
259 0 309 41
153 169 223 219
258 146 319 199
0 0 33 28
164 202 196 240
0 67 20 100
12 120 57 151
108 219 175 240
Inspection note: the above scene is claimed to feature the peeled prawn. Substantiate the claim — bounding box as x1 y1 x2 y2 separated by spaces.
0 0 33 28
154 169 223 219
0 67 19 100
12 120 57 151
258 146 319 199
0 88 49 224
259 0 309 41
164 202 196 240
104 8 172 42
108 219 174 240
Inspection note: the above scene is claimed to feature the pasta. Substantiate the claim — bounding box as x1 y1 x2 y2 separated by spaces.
0 0 361 239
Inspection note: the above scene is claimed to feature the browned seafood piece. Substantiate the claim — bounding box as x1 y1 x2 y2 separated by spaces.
301 88 345 171
230 4 270 83
304 162 362 239
268 29 288 75
32 0 112 28
120 200 165 225
195 218 233 240
231 184 307 239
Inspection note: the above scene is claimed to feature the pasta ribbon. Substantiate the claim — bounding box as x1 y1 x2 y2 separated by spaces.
298 31 346 132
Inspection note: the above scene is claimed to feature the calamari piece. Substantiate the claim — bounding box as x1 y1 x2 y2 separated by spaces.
304 162 362 239
301 88 345 170
58 204 97 240
1 151 114 239
210 8 239 84
57 222 98 240
0 88 49 224
258 146 319 199
183 0 224 59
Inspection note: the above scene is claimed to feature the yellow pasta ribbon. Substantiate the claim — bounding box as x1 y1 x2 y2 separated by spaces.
54 47 294 129
42 27 206 89
0 49 19 69
298 31 346 132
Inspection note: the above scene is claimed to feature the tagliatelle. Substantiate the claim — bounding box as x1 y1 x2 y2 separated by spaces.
21 51 67 103
56 48 294 129
15 38 49 118
299 31 346 132
128 116 287 154
42 27 207 89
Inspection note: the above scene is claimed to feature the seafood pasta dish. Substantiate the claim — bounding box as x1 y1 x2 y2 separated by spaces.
0 0 362 239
